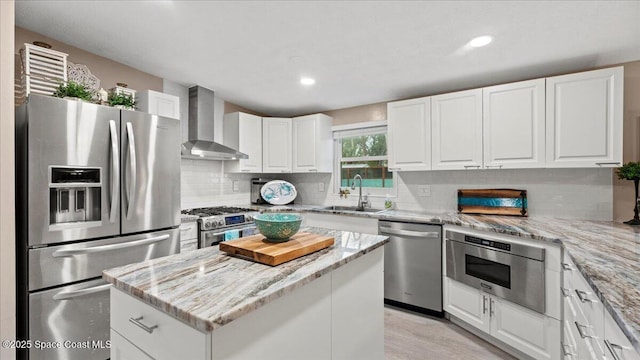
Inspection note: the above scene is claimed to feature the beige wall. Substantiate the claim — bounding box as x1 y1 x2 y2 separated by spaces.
322 102 387 126
15 26 162 93
613 60 640 222
1 1 16 359
224 101 269 117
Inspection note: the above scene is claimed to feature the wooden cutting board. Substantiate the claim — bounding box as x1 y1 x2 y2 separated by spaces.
458 189 528 217
219 232 335 266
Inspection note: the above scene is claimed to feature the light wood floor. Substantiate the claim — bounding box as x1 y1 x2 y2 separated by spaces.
385 306 518 360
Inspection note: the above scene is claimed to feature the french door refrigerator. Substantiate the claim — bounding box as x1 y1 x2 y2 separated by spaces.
15 94 181 360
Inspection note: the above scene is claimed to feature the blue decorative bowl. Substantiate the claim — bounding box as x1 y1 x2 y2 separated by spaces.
254 213 303 242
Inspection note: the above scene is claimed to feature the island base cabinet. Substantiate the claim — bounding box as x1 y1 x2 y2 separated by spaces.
110 247 384 360
445 278 560 360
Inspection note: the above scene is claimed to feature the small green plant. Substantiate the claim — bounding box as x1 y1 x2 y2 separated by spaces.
108 92 137 109
617 162 640 180
52 81 94 101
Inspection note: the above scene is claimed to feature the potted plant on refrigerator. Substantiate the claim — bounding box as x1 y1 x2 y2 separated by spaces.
52 80 94 102
108 91 137 110
617 161 640 225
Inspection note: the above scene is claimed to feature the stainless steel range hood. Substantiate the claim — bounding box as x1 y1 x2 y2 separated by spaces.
181 86 248 161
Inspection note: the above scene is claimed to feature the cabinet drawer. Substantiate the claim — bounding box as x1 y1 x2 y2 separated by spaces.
180 222 198 241
180 239 198 253
110 288 209 360
603 310 640 360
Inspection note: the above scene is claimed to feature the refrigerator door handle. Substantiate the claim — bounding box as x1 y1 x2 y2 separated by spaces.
52 234 170 257
52 283 111 301
109 120 120 223
125 122 137 220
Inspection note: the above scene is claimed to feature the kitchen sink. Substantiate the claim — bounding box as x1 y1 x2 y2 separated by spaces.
314 205 385 214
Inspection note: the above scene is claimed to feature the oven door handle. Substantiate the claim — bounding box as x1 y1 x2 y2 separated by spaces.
379 227 440 239
52 234 170 257
208 225 257 237
53 283 111 301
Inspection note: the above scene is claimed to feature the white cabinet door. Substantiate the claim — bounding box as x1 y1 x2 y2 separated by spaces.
292 114 333 173
444 278 490 332
223 112 263 173
431 89 483 170
137 90 181 119
546 67 623 168
483 79 545 169
386 97 431 171
491 296 561 360
262 117 292 173
603 310 640 360
111 329 154 360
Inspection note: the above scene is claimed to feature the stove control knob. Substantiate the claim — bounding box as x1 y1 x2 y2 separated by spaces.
246 215 253 221
218 219 225 227
204 221 211 229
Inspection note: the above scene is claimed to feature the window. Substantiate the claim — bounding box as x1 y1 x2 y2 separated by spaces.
333 122 393 193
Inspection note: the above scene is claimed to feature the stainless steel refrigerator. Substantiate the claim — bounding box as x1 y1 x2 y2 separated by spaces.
15 94 181 360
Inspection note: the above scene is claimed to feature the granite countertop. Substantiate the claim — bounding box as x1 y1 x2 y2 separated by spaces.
103 226 388 333
250 204 640 352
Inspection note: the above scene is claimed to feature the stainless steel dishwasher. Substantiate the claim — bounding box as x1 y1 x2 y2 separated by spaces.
379 220 443 316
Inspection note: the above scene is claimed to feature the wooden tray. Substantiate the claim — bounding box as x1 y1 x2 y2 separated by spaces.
219 232 335 266
458 189 528 216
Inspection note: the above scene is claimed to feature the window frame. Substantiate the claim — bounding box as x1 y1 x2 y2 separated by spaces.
332 121 397 197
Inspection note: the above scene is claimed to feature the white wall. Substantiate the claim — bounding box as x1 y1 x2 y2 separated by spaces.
1 1 16 359
285 168 614 221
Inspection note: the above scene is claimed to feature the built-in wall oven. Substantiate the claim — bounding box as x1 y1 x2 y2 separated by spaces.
445 229 546 314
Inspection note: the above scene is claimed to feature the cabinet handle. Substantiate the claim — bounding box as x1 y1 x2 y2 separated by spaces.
604 339 623 360
489 298 495 316
464 165 481 169
561 287 572 297
595 162 621 166
482 295 488 314
575 289 596 303
575 321 596 339
241 169 251 172
561 262 574 271
129 316 158 334
388 167 401 171
562 343 577 357
485 165 503 169
308 169 317 172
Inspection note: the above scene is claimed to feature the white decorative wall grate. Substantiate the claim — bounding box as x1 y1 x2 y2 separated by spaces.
20 43 68 98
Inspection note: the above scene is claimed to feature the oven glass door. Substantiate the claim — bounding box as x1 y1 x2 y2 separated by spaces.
200 224 258 248
465 254 511 289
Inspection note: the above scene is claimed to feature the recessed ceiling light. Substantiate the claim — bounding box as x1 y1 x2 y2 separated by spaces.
469 35 493 48
300 77 316 86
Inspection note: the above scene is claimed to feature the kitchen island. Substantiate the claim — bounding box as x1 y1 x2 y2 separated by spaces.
103 227 388 360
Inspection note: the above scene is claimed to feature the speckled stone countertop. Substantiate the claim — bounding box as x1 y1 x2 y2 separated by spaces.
103 226 388 333
253 204 640 352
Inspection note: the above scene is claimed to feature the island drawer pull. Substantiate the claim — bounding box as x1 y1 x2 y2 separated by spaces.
485 165 503 169
463 165 481 169
562 343 576 357
595 162 621 166
129 316 158 334
561 287 572 297
604 339 623 360
561 262 574 271
575 289 596 303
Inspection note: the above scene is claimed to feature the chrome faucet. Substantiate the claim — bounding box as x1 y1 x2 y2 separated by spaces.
351 174 370 211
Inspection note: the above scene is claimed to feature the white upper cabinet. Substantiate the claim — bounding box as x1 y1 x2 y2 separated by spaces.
387 96 431 171
431 89 483 170
483 79 546 169
223 112 263 172
546 67 623 168
292 114 333 173
137 90 181 119
263 117 292 173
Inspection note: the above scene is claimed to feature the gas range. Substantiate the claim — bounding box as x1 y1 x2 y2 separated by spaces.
181 206 259 231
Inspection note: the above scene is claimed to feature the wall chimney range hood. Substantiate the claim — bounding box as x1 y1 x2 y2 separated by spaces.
181 86 248 161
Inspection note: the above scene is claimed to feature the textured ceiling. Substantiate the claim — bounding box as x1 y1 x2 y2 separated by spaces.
15 0 640 117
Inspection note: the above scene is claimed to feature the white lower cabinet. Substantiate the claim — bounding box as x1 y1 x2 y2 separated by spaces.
562 254 640 360
179 221 198 253
445 278 560 360
110 247 384 360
